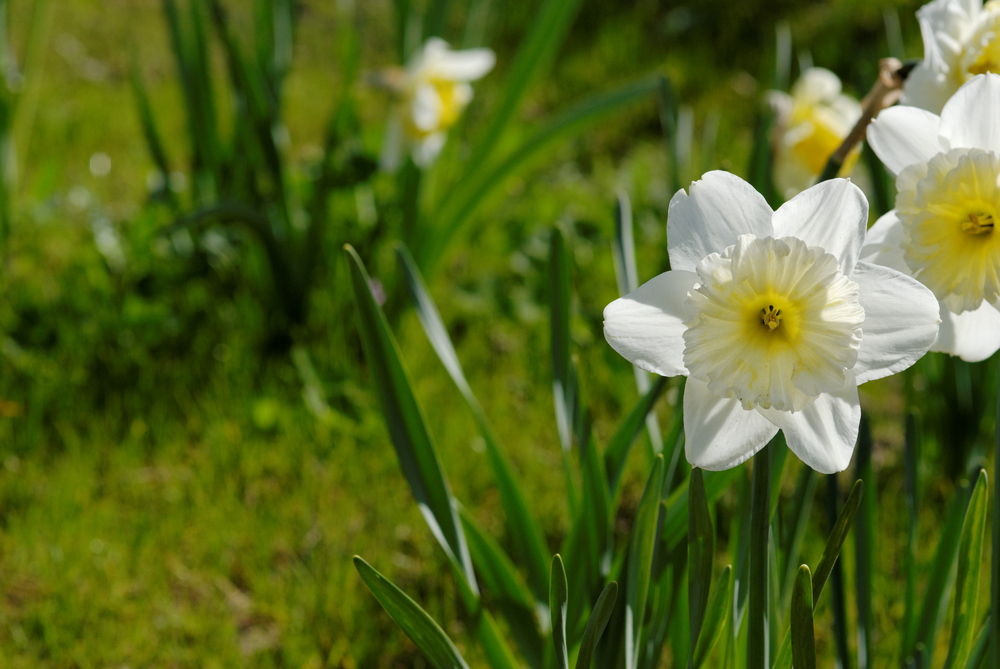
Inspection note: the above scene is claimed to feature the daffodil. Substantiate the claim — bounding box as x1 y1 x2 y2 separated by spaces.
864 73 1000 362
768 68 863 198
903 0 1000 113
380 38 495 170
604 172 940 473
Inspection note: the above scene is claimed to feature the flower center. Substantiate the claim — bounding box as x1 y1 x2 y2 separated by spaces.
895 148 1000 313
962 211 995 235
761 304 783 331
683 235 863 412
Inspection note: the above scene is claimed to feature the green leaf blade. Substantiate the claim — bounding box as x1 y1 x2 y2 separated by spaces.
576 581 619 669
626 455 665 669
551 555 570 669
790 565 816 669
943 469 988 669
354 557 471 669
346 245 477 602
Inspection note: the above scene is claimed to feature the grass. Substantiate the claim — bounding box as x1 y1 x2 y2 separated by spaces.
0 0 995 666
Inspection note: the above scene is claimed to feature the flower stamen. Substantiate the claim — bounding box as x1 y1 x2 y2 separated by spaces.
760 305 783 331
962 212 995 235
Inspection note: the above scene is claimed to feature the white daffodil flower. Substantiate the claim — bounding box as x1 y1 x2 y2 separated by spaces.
864 73 1000 362
380 38 495 171
903 0 1000 113
768 68 863 199
604 172 940 473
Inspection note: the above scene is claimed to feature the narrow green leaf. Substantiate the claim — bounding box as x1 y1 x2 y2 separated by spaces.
912 477 974 657
458 506 535 613
657 76 683 197
576 581 618 669
813 479 864 606
473 606 523 669
129 60 175 208
345 245 478 605
604 375 669 495
551 555 570 669
612 191 664 457
464 0 584 171
779 466 818 614
991 355 1000 669
626 455 665 669
748 444 772 669
663 468 743 549
689 469 715 656
354 557 471 669
943 469 989 669
582 435 612 582
903 411 922 657
550 225 574 455
692 566 733 669
396 243 550 603
964 616 990 669
855 416 875 669
790 565 816 669
459 507 544 669
421 75 664 271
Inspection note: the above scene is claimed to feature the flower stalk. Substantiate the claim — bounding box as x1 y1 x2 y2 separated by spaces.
817 58 914 183
749 441 773 669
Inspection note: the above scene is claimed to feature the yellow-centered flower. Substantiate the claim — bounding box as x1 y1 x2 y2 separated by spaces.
380 39 495 170
904 0 1000 112
768 68 862 198
865 73 1000 361
604 172 939 473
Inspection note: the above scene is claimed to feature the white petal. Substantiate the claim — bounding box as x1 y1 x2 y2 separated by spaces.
684 377 779 470
411 83 443 131
380 113 405 172
667 171 774 272
939 74 1000 154
900 63 952 115
603 271 696 377
867 106 944 175
411 132 447 168
432 48 495 81
758 374 860 474
934 301 1000 362
771 179 868 275
852 262 940 384
859 211 909 274
793 68 843 103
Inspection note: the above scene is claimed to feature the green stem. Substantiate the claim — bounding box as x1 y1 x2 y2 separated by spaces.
826 474 852 669
991 355 1000 669
749 442 772 669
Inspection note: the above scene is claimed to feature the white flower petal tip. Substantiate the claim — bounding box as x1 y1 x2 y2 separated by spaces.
768 68 862 198
683 378 778 471
380 39 495 170
603 270 697 377
759 375 861 474
606 174 944 474
666 171 774 272
902 0 1000 114
772 178 868 275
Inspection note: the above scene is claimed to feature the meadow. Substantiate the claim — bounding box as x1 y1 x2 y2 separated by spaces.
0 0 997 667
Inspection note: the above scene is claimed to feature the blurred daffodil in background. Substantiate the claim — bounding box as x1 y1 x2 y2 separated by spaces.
603 172 939 474
379 38 495 170
864 73 1000 361
768 68 863 198
903 0 1000 112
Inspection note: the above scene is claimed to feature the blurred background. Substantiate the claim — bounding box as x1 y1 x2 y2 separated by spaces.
0 0 992 666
